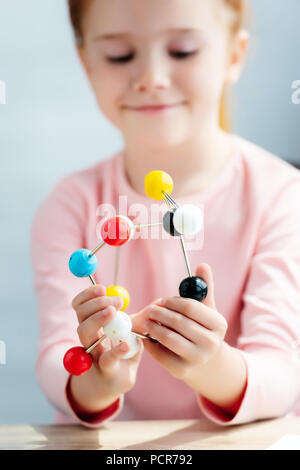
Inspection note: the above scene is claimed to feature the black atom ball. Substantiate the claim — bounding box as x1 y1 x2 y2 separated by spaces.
163 211 181 237
179 276 208 302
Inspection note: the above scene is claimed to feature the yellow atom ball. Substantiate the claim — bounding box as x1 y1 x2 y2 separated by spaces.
106 285 130 311
144 171 173 200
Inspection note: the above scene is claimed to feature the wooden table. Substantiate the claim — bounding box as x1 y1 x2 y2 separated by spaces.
1 417 300 450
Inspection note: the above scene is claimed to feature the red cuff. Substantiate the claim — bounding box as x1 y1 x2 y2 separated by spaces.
66 376 120 424
199 395 236 421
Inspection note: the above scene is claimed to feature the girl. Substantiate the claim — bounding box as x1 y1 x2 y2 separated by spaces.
31 0 300 428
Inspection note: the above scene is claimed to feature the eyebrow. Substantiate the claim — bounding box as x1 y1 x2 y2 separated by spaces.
93 28 200 41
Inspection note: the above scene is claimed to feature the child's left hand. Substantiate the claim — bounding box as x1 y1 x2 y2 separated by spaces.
131 263 228 382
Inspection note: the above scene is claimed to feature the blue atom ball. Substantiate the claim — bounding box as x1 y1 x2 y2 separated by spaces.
69 249 98 277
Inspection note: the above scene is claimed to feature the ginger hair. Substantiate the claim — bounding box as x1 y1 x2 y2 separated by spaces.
68 0 247 47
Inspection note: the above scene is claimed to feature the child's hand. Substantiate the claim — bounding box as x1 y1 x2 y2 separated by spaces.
71 284 144 395
132 264 227 382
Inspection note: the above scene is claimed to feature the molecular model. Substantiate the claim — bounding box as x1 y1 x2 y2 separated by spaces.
63 171 207 376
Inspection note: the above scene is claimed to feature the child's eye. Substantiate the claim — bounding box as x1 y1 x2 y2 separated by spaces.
106 53 135 64
106 50 198 64
170 50 198 59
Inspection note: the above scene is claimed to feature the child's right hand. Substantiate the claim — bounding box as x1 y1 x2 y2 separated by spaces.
71 284 144 396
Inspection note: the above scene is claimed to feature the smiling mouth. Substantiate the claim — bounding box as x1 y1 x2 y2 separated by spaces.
124 103 184 113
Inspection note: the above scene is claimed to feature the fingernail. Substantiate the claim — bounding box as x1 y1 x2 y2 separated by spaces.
94 287 101 295
119 342 127 352
114 297 124 308
102 307 110 316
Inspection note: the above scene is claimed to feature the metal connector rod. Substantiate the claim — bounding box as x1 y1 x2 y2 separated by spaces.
88 275 96 285
180 235 192 278
162 191 179 209
114 246 120 286
89 241 106 257
135 222 164 230
85 331 158 354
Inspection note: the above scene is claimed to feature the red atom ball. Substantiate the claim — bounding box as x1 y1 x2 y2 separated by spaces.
63 346 93 376
101 216 132 246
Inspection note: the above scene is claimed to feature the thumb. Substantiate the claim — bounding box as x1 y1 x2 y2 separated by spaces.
94 284 107 296
126 336 144 364
195 263 217 310
130 297 163 334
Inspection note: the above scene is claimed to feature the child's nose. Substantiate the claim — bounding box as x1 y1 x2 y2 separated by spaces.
133 55 171 92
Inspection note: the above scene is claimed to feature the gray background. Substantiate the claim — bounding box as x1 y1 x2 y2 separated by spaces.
0 0 299 424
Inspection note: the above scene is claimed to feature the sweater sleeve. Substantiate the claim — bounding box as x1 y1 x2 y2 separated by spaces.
30 176 124 428
196 177 300 425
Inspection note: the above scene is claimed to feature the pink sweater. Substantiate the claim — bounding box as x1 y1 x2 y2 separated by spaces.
30 135 300 428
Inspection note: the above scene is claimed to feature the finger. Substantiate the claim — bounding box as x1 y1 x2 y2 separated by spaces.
146 307 221 356
99 339 132 372
130 298 164 334
72 284 106 311
195 263 217 309
120 336 144 363
77 305 117 349
142 335 187 375
146 304 210 344
146 319 197 362
131 337 144 362
76 295 124 323
112 335 144 362
160 296 226 333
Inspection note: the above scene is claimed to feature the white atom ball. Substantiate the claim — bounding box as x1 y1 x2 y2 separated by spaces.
103 310 132 340
173 204 203 236
111 333 139 359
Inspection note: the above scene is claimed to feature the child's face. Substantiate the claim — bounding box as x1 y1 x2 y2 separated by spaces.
79 0 247 148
